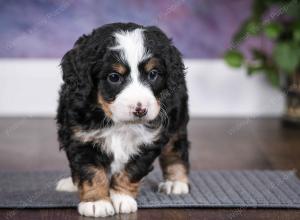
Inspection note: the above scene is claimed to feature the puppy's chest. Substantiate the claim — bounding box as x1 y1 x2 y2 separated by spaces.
100 124 159 174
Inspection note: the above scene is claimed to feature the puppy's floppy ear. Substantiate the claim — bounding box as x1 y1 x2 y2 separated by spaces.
60 35 94 97
164 44 186 94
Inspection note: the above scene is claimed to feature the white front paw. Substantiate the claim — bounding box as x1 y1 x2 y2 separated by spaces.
158 180 189 195
78 200 115 217
56 177 78 192
110 192 138 214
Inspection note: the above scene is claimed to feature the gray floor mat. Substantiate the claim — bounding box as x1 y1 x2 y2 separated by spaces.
1 170 300 208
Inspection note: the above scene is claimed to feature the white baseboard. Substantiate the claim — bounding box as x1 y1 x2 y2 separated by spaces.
186 59 285 117
0 59 285 117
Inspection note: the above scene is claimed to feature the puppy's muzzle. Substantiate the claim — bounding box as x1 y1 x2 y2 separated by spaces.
133 102 148 118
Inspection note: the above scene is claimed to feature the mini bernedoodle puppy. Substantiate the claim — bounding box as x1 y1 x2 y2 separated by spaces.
56 22 190 217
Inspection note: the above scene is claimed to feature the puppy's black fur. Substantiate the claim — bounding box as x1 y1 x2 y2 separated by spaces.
56 22 189 187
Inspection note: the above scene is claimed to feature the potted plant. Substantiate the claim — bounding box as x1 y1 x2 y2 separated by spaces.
224 0 300 127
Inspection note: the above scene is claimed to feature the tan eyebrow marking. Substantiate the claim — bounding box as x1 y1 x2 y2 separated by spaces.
112 63 127 75
144 57 159 72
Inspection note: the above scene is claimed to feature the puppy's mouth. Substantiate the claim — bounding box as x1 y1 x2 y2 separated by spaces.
122 118 149 125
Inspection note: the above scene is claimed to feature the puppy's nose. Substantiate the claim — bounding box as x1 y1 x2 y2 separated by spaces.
133 103 147 118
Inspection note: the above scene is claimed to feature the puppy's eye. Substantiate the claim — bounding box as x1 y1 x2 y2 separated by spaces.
148 69 159 81
107 73 122 84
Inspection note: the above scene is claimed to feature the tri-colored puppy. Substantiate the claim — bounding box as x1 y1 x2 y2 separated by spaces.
56 22 190 217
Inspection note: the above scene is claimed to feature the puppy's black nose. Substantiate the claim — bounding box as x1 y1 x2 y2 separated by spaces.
133 106 147 118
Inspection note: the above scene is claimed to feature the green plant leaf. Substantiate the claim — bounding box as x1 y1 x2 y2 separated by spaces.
233 20 251 45
252 0 268 19
266 70 280 87
252 49 268 62
247 65 264 75
273 42 300 74
233 19 261 45
224 50 244 68
285 1 300 18
294 29 300 42
264 22 282 39
245 20 261 35
293 22 300 42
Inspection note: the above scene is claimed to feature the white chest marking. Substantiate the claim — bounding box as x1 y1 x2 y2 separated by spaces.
74 124 160 174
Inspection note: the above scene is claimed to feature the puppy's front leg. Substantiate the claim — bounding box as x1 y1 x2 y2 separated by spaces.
110 146 161 214
110 171 139 214
77 166 115 217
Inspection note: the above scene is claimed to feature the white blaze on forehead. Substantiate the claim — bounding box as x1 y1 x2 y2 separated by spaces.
111 28 150 81
109 28 160 122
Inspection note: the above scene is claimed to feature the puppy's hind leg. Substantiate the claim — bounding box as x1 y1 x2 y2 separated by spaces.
158 132 190 195
56 177 78 192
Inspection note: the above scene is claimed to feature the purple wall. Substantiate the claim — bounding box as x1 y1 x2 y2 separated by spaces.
0 0 252 58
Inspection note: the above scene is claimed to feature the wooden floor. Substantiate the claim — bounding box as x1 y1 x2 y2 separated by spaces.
0 118 299 220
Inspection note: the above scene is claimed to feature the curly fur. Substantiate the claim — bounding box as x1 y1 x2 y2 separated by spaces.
56 22 190 214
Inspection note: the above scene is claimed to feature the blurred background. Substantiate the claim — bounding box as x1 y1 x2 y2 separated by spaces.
1 0 300 172
3 0 300 119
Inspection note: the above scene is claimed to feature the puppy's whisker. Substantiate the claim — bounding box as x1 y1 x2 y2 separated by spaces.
100 115 110 128
162 111 169 128
157 106 169 128
112 53 124 64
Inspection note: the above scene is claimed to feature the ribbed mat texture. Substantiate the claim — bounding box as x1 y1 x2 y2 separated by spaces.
0 170 300 208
